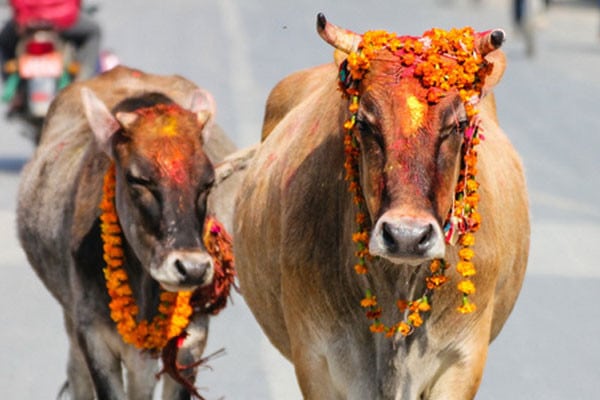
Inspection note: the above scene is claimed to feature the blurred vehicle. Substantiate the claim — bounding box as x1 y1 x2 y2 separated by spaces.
0 4 118 143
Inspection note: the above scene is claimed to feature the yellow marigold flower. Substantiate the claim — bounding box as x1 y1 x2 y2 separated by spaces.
466 179 479 193
417 299 431 312
408 312 423 327
460 233 476 246
456 260 476 277
458 247 475 261
457 279 476 295
457 299 477 314
397 321 412 336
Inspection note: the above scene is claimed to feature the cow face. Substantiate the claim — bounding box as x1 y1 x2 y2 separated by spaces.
317 15 505 266
355 66 464 265
82 88 216 291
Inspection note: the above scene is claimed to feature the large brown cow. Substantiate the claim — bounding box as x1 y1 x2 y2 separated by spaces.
235 15 529 399
17 66 238 399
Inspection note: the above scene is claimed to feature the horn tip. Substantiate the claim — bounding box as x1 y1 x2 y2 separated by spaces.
490 29 505 49
316 12 327 32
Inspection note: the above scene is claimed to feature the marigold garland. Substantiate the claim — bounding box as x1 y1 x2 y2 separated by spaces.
99 163 235 352
339 27 490 337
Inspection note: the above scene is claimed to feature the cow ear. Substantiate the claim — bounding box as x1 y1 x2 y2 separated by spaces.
188 89 216 143
482 50 506 93
333 49 347 67
115 111 139 131
81 87 120 157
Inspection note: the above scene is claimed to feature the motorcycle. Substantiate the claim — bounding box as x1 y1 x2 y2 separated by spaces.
1 9 118 143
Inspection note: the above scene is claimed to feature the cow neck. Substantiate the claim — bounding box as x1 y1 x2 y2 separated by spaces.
98 162 236 397
338 27 488 338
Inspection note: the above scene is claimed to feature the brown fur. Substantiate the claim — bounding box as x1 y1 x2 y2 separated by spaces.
235 55 529 399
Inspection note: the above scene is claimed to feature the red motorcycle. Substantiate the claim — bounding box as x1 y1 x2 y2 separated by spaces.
1 10 118 143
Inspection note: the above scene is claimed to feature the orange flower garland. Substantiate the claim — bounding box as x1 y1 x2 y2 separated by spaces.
339 27 491 337
99 163 235 352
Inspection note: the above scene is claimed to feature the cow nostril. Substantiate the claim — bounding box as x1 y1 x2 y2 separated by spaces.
174 259 187 278
417 224 434 250
381 222 398 252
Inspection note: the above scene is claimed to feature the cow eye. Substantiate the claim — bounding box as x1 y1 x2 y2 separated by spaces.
126 173 152 187
196 178 214 211
440 119 468 140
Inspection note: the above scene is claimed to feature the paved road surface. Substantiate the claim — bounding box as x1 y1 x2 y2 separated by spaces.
1 0 598 399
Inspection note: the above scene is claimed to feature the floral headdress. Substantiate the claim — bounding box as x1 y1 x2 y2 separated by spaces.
330 22 502 337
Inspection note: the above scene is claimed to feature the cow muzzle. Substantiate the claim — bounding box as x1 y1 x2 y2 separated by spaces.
151 250 214 292
369 213 445 266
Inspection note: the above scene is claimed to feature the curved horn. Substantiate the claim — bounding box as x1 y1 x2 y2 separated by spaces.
476 29 505 56
316 13 362 54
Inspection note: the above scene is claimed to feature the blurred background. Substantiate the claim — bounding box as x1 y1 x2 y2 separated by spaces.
0 0 598 399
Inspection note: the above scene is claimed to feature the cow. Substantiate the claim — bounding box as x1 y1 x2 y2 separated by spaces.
234 14 529 400
17 65 238 399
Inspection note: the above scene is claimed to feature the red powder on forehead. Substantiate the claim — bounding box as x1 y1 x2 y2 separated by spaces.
154 144 188 185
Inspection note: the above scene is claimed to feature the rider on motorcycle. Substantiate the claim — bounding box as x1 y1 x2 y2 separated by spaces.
0 0 101 80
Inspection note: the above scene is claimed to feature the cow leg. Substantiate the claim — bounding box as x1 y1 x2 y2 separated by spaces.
63 313 94 400
289 345 343 400
122 345 158 400
162 314 209 400
75 322 126 399
426 304 495 400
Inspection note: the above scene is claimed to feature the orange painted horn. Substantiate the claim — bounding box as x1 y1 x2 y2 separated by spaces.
477 29 505 56
316 13 362 54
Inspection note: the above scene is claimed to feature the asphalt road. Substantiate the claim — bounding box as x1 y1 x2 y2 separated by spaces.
1 1 599 399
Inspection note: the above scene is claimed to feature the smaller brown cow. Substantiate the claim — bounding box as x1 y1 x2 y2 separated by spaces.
235 15 529 400
17 66 236 399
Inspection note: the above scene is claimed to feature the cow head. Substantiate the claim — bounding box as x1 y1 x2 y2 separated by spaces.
82 88 216 291
318 14 506 266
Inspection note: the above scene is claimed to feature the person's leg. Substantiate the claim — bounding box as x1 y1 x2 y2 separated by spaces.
513 0 525 29
0 20 19 63
61 14 101 80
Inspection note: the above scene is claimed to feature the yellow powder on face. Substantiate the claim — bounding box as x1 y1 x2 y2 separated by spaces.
160 115 179 137
405 95 426 135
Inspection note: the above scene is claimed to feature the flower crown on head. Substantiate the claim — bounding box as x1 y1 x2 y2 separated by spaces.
324 19 503 337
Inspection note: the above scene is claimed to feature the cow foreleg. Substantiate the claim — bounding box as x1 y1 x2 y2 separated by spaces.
162 314 209 400
122 345 159 400
75 323 126 399
63 312 94 400
426 304 494 400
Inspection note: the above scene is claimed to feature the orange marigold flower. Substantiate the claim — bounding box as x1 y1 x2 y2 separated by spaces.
396 299 408 312
352 231 369 244
429 259 442 273
360 296 377 308
354 263 368 274
426 274 449 289
370 322 386 333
